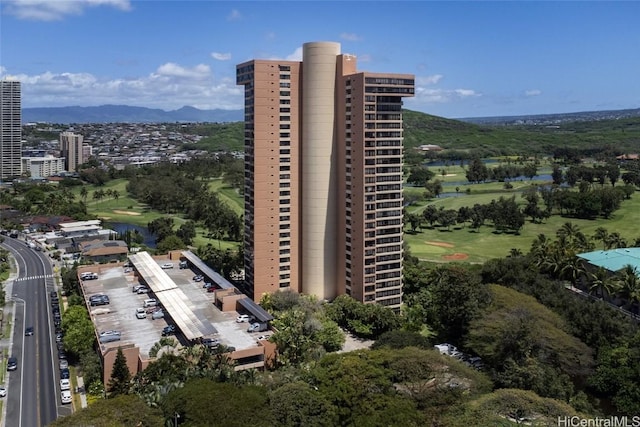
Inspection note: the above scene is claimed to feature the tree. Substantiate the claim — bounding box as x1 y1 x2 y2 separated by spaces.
466 158 489 183
615 264 640 311
61 305 96 356
405 213 422 233
406 166 435 187
269 381 338 427
48 395 164 427
80 186 88 203
592 227 609 250
108 348 132 397
420 265 491 342
161 379 273 426
551 164 563 185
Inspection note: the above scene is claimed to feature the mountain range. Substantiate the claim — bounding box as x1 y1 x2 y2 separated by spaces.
22 105 244 124
22 104 640 125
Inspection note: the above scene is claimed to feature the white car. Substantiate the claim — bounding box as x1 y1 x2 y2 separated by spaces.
161 263 173 269
60 379 70 391
135 308 147 319
256 335 271 342
236 314 250 323
0 387 6 397
59 359 69 370
61 390 72 404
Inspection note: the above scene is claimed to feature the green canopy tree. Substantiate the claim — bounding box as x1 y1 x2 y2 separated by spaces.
61 305 96 356
108 348 132 397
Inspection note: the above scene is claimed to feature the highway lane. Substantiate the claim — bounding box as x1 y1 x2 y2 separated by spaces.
2 237 60 426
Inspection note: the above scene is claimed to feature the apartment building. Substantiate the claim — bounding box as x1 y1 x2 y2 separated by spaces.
237 41 414 311
60 131 85 172
21 155 65 178
0 80 22 179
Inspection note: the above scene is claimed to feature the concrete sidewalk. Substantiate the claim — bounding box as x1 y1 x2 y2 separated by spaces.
76 376 88 409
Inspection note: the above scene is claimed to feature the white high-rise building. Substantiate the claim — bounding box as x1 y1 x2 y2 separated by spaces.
0 81 22 179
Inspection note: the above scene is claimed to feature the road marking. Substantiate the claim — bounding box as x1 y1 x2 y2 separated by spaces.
13 275 54 282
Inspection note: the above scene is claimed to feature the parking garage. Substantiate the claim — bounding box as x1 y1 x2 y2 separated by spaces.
77 250 276 385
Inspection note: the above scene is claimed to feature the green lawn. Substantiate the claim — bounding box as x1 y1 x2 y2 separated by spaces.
71 178 242 249
405 189 640 264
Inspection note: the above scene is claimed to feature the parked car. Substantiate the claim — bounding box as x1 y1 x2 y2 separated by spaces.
256 334 271 342
236 314 250 323
60 378 70 391
161 263 173 269
7 357 17 371
135 308 147 319
60 368 70 379
143 298 157 308
247 322 267 333
25 326 34 336
61 390 72 404
202 337 220 348
89 294 109 306
179 260 188 269
81 272 98 280
134 286 149 294
99 330 121 343
161 325 176 336
193 275 204 282
132 284 148 293
59 359 69 370
151 310 165 320
0 387 6 397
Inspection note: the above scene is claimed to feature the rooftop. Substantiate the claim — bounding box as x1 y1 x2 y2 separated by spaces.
577 247 640 273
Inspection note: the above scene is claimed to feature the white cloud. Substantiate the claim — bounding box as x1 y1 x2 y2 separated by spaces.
357 54 372 63
417 74 443 85
3 0 131 21
525 89 542 97
154 63 211 80
211 52 232 61
286 47 303 61
340 33 361 42
454 89 479 97
411 87 481 104
0 63 243 111
227 9 241 21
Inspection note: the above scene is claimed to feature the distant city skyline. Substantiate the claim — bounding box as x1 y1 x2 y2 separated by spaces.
1 1 639 119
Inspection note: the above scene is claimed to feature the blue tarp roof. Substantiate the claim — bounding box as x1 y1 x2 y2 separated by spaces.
577 248 640 273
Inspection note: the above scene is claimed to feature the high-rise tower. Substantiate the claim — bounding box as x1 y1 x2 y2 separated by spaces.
237 41 414 311
0 81 22 179
60 131 84 172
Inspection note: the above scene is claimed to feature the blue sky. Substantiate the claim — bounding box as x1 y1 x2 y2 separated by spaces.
1 0 638 119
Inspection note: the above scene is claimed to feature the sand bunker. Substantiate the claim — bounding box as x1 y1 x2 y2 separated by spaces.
113 210 142 216
425 241 455 248
442 253 469 261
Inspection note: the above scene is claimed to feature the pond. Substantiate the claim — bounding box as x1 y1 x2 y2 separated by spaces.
105 222 157 248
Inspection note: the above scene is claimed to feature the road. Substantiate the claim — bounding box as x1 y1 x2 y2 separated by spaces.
2 236 67 426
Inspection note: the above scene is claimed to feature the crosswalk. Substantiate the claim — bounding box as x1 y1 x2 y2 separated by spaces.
14 274 54 282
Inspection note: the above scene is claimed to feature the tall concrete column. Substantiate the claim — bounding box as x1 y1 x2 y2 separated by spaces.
301 41 340 300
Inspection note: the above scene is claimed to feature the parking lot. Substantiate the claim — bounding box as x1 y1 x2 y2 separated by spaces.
79 257 266 360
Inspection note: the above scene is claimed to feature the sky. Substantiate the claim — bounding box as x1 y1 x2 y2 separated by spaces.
1 0 639 119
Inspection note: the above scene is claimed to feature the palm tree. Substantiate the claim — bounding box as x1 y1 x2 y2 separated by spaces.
592 227 609 250
606 232 627 250
588 267 619 299
80 187 88 204
561 256 586 286
615 264 640 310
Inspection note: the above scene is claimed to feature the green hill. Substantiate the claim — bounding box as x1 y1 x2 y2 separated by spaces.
184 110 640 156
